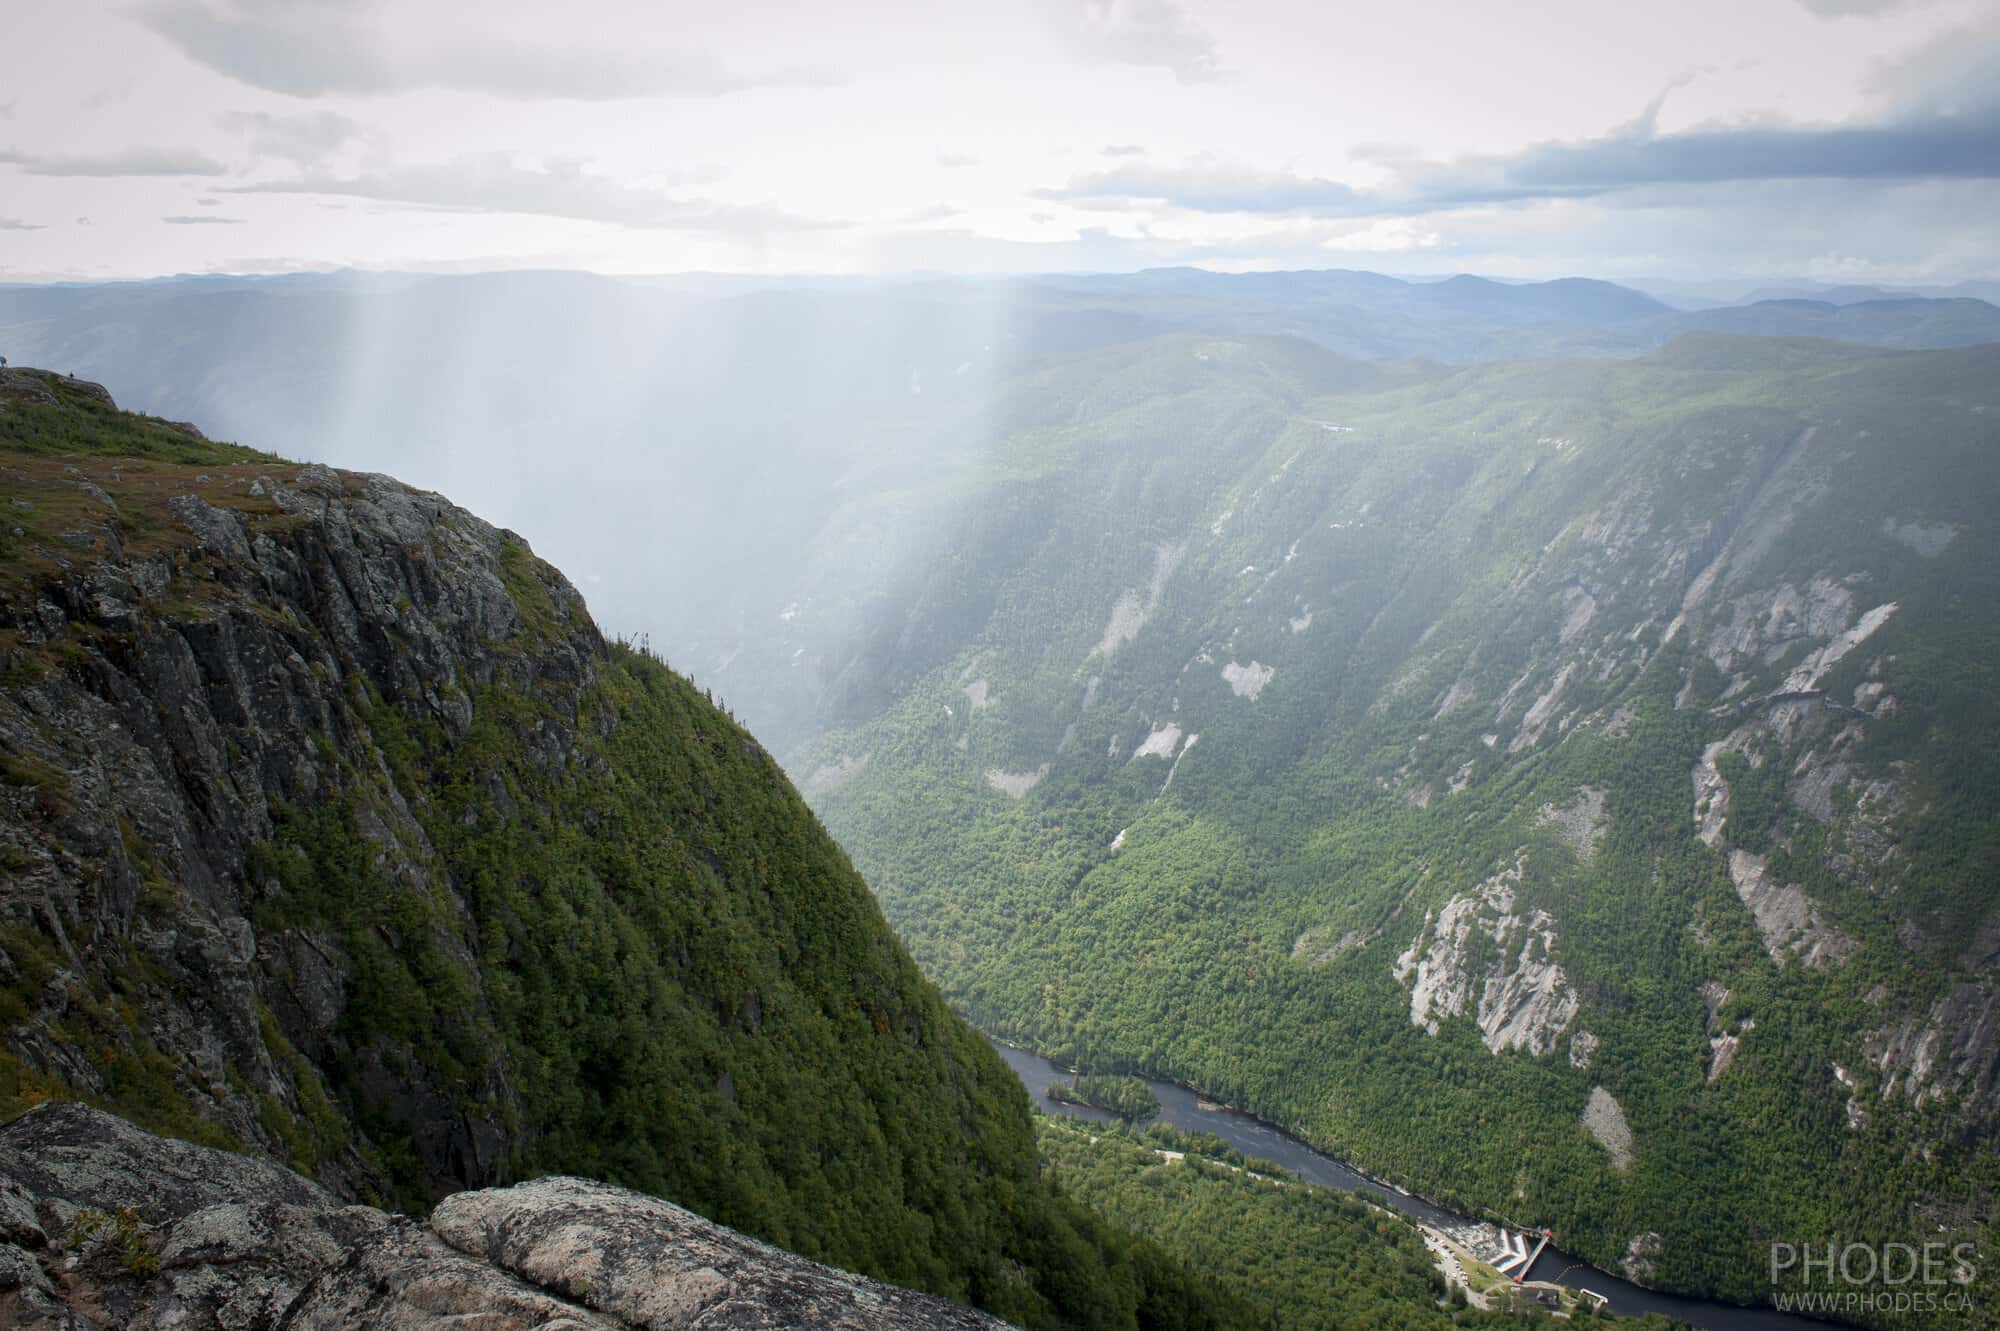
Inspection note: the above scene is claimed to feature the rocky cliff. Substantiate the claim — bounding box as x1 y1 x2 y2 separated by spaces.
1 369 595 1197
0 368 1230 1330
0 1100 1003 1330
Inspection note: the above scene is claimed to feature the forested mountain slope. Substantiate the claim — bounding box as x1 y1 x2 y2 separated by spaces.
6 272 1992 748
0 367 1242 1330
792 332 2000 1313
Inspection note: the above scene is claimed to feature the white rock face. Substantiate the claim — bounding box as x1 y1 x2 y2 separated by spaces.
1690 724 1760 847
1478 918 1579 1055
1708 1032 1742 1082
1508 662 1576 753
1621 1231 1665 1284
985 765 1050 799
963 679 992 711
1293 926 1376 966
1559 589 1598 644
1728 849 1856 970
1394 860 1579 1055
1882 516 1958 558
1700 980 1749 1081
1131 723 1184 760
1433 677 1477 719
1779 601 1898 694
1582 1086 1635 1171
1161 732 1200 791
1569 1030 1600 1070
1539 787 1608 863
1868 977 2000 1117
1094 542 1183 657
1221 660 1275 700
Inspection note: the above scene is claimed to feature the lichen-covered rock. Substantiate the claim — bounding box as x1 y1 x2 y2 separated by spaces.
0 1102 1006 1331
432 1176 1004 1330
0 1100 331 1219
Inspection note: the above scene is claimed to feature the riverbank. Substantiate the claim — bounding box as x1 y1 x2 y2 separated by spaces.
989 1035 1831 1331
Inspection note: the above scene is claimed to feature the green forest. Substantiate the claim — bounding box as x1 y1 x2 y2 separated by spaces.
796 336 2000 1321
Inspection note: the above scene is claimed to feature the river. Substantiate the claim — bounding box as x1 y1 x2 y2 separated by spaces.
990 1038 1827 1331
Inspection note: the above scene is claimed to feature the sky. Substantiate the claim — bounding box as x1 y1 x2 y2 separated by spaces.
1 0 1997 283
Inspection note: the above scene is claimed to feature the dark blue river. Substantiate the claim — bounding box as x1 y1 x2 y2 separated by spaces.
991 1038 1828 1331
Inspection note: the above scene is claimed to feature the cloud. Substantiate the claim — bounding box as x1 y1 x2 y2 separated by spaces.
140 0 845 100
227 155 843 232
0 146 229 176
1070 0 1220 83
1865 23 2000 115
1796 0 1923 15
1044 94 2000 218
896 203 965 223
163 214 248 224
82 82 135 111
1101 143 1145 157
1039 160 1366 213
219 109 366 167
935 150 980 168
0 218 44 231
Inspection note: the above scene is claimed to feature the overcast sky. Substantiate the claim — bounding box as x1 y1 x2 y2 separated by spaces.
1 0 1996 283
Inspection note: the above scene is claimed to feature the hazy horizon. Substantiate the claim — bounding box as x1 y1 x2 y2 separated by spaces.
3 0 1997 285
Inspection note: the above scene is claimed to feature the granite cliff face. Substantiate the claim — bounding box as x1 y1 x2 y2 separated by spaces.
1 367 600 1196
0 1101 1003 1331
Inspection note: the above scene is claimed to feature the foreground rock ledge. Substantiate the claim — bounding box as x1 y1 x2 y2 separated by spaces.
0 1102 1005 1330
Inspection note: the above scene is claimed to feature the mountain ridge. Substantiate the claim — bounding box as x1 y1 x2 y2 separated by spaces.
0 366 1244 1330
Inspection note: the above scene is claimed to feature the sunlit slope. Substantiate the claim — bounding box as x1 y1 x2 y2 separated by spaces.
798 332 2000 1311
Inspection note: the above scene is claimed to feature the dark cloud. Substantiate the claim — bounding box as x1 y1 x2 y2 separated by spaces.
1044 97 2000 217
1796 0 1922 15
162 214 248 224
141 0 845 100
0 218 44 231
0 146 229 176
219 109 366 167
1071 0 1220 84
227 155 843 232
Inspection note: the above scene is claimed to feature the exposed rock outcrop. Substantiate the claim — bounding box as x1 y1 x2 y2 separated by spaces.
1538 786 1607 863
1393 859 1578 1055
0 1101 1002 1331
1726 850 1855 971
1868 972 2000 1121
1581 1086 1634 1171
0 443 596 1195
